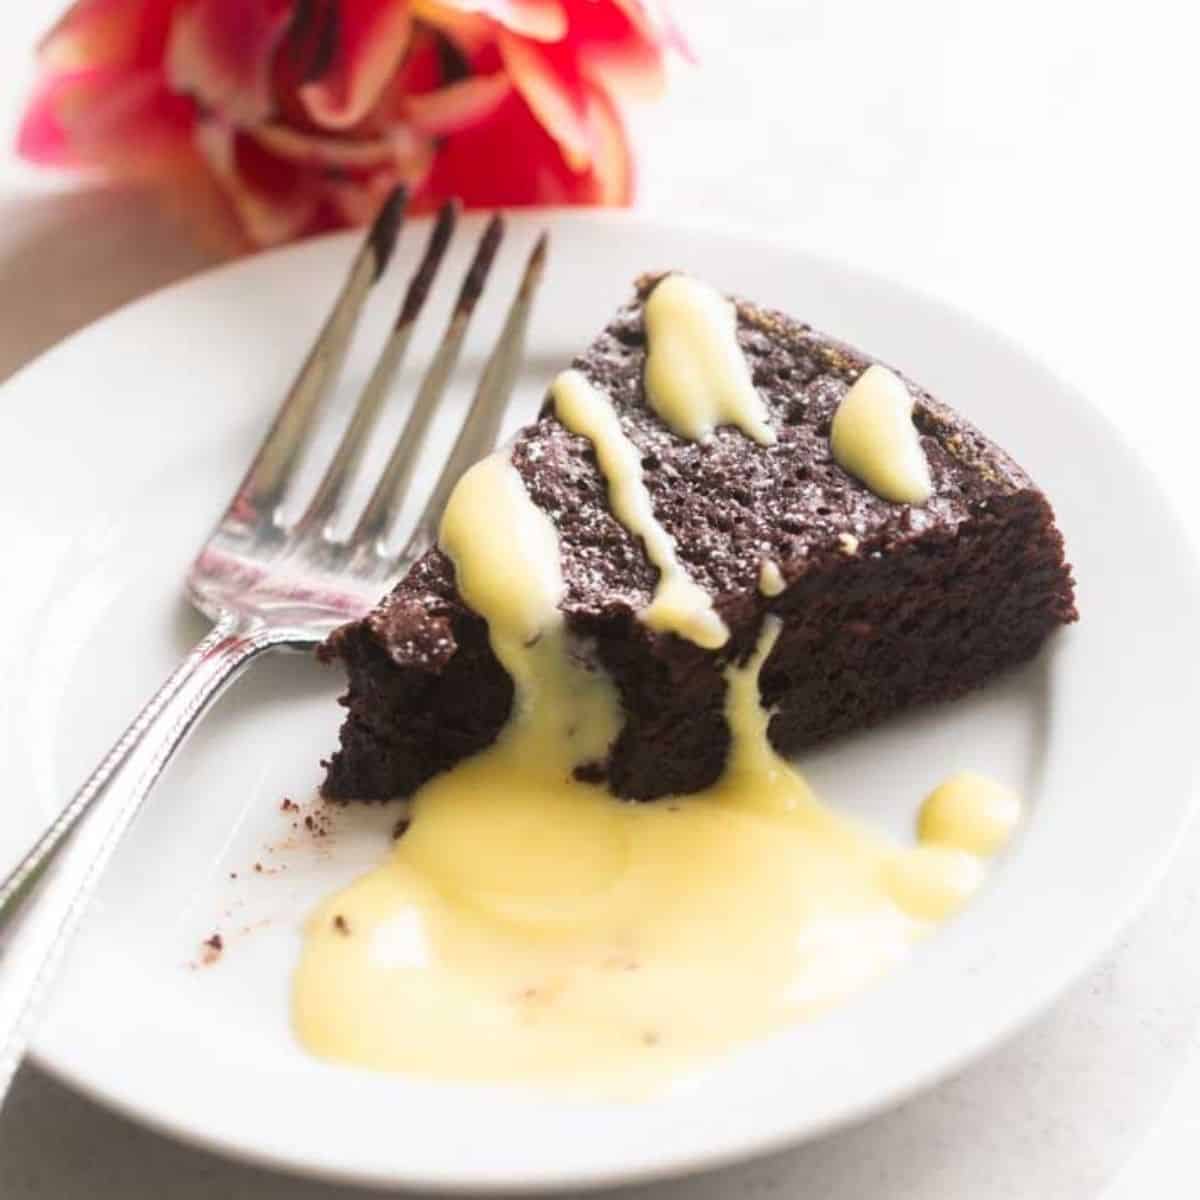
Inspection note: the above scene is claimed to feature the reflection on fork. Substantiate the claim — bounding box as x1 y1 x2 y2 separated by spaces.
0 187 548 1107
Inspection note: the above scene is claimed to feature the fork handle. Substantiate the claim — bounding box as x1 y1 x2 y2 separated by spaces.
0 614 300 1105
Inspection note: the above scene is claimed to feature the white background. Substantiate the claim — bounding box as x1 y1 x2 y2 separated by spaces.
1 1 1199 1196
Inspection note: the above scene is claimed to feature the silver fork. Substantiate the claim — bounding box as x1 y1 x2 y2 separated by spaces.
0 188 546 1105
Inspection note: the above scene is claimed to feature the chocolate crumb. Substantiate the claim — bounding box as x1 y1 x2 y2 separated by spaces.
280 797 299 813
253 862 263 873
333 914 351 935
198 933 224 966
228 871 238 880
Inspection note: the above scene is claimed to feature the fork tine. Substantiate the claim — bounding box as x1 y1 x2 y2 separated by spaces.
223 186 406 533
349 214 505 553
400 232 548 562
294 200 459 539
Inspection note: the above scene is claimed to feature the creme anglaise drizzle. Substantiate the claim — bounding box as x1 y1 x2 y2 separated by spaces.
918 771 1021 856
294 279 1018 1094
758 558 786 596
643 273 776 446
553 367 728 648
831 363 933 504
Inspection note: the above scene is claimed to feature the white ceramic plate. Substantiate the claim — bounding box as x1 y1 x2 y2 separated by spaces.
0 213 1196 1192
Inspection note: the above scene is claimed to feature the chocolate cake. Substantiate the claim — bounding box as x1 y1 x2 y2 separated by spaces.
319 276 1077 801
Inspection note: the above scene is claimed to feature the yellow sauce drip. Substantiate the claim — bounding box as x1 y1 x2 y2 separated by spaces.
918 771 1022 856
552 368 728 649
830 364 933 504
294 451 1019 1094
643 274 775 446
758 558 786 596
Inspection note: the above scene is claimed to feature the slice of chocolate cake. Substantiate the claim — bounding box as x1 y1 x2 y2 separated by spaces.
319 275 1076 802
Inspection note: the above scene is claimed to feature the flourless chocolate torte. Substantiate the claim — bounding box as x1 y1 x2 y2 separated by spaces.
319 275 1077 802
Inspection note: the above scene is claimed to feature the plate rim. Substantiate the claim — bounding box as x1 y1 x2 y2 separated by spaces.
7 208 1199 1192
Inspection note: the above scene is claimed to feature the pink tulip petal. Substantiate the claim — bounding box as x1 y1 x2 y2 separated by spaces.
17 75 80 165
420 79 632 209
419 0 567 42
498 30 591 172
299 0 413 131
167 0 291 125
582 48 665 104
563 0 667 102
39 1 138 71
403 72 512 135
249 121 433 182
409 2 494 54
611 0 694 62
250 124 397 168
195 119 318 246
371 24 445 117
421 88 573 206
580 80 633 204
498 19 648 178
19 63 195 170
40 0 179 71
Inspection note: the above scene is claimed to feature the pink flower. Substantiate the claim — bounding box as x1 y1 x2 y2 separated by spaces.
19 0 687 250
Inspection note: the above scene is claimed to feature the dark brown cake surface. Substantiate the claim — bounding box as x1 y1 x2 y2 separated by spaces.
320 276 1077 801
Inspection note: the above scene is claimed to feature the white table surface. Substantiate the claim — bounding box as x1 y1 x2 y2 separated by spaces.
1 1 1199 1196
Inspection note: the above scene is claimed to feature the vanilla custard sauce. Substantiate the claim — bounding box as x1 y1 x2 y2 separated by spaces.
294 279 1019 1093
831 363 932 504
552 367 728 648
643 273 775 446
